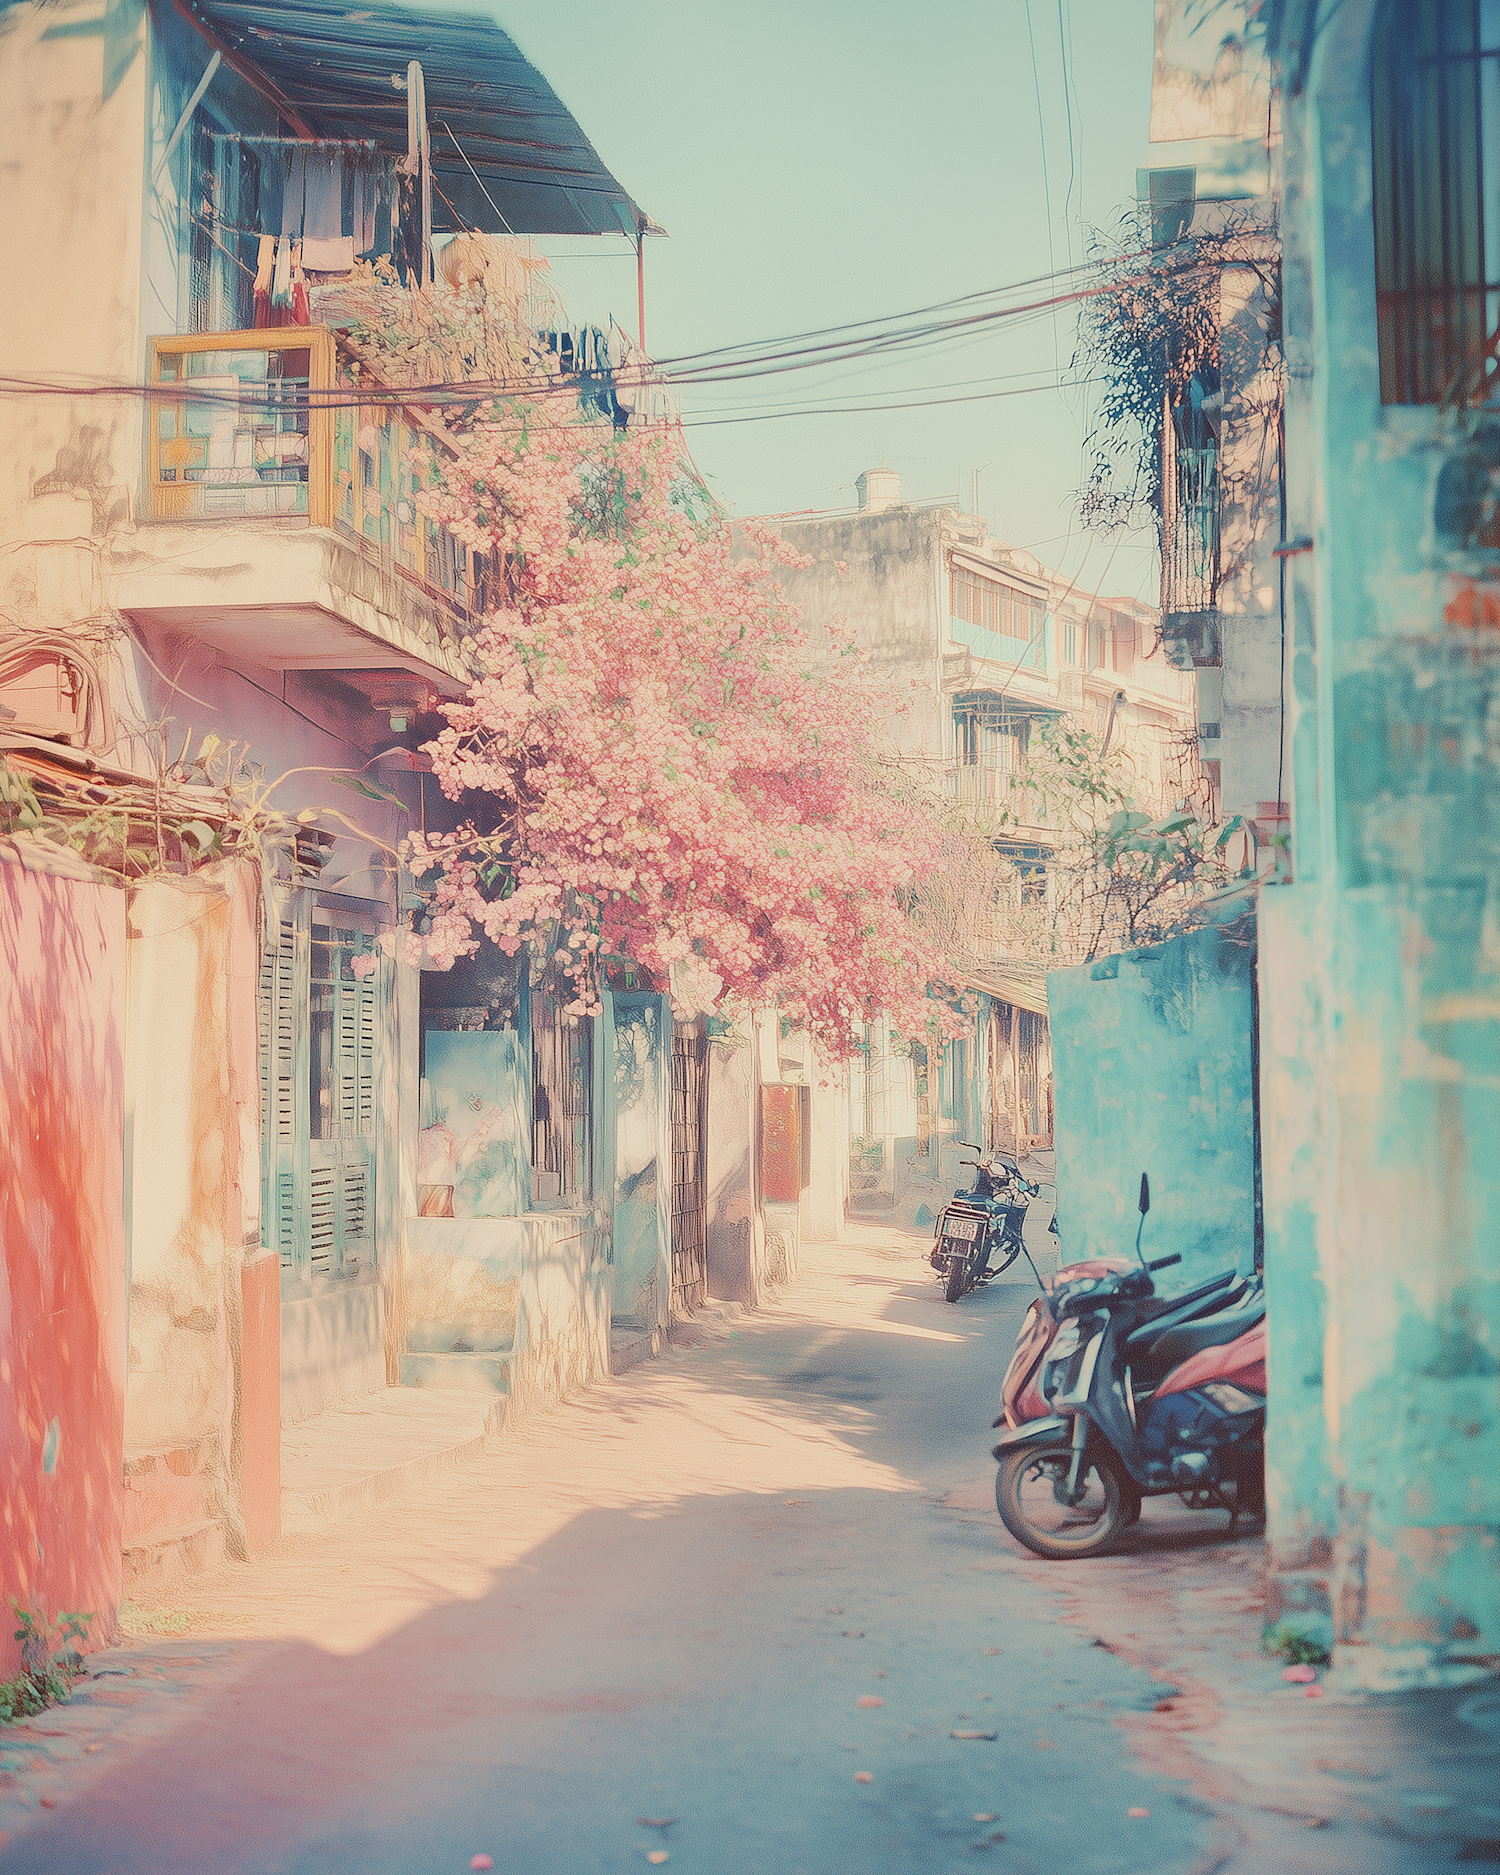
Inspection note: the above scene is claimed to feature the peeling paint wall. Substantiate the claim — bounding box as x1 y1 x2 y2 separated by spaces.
1262 0 1500 1687
1048 912 1258 1284
122 865 260 1593
0 856 125 1673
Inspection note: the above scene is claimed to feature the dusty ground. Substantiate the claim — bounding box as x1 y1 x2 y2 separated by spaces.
2 1219 1496 1873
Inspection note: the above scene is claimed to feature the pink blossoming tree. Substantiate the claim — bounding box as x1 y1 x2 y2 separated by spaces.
405 406 956 1058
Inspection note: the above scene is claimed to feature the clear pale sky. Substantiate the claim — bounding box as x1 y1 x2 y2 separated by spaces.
504 0 1164 605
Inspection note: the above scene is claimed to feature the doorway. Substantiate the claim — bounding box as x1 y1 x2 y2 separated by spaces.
669 1019 708 1313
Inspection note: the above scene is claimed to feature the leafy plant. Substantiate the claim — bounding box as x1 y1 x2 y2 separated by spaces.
1073 202 1280 532
1262 1623 1331 1667
0 732 399 893
1 1603 95 1723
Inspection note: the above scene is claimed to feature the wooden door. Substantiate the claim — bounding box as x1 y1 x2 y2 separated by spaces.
669 1021 709 1314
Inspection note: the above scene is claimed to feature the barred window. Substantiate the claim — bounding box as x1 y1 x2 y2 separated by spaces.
1373 0 1500 404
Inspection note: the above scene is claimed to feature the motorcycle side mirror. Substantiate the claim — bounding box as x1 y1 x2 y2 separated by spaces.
1138 1172 1151 1216
958 1141 983 1153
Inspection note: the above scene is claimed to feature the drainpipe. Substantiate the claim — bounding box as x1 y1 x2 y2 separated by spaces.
637 225 647 356
1099 687 1127 758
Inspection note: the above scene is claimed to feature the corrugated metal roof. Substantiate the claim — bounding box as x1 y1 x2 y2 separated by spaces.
184 0 651 237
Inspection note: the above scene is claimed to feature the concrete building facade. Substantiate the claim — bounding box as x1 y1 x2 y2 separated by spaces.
767 476 1198 1202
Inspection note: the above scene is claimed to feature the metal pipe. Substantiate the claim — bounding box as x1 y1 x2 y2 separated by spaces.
637 228 647 356
1064 1411 1088 1498
408 61 432 288
152 51 220 188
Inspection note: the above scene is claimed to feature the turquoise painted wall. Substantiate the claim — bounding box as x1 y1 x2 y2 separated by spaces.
423 1030 529 1218
1261 0 1500 1684
1048 912 1257 1290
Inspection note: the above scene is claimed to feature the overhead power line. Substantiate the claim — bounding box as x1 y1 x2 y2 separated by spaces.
0 246 1208 429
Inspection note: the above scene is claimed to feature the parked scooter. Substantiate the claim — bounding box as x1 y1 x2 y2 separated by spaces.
930 1142 1042 1303
991 1173 1265 1558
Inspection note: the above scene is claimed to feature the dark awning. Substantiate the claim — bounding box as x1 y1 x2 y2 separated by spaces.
182 0 654 238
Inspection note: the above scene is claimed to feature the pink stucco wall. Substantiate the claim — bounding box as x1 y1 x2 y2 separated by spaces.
0 855 126 1674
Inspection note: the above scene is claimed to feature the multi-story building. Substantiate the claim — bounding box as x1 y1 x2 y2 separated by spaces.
0 0 705 1656
766 471 1197 1202
1140 23 1286 861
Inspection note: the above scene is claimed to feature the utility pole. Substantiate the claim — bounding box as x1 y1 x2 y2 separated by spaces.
404 59 432 287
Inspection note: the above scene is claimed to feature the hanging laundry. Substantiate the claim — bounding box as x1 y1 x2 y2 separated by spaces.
253 234 275 329
290 241 311 326
302 235 354 273
271 234 293 308
280 147 307 237
302 147 341 240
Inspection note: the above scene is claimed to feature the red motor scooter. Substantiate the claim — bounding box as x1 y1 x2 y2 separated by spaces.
991 1173 1265 1559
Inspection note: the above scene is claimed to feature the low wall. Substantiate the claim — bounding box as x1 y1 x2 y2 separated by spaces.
401 1204 609 1425
280 1279 387 1426
0 855 125 1671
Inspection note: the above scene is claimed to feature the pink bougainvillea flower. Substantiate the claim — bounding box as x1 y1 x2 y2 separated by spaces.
403 403 959 1056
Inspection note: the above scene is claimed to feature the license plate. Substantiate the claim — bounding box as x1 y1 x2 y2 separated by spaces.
944 1216 979 1242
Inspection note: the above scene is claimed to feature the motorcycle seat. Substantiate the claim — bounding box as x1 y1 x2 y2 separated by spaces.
1123 1270 1242 1347
1144 1296 1266 1370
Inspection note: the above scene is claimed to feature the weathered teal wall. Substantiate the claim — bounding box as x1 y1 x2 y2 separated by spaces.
1262 0 1500 1687
1048 912 1257 1289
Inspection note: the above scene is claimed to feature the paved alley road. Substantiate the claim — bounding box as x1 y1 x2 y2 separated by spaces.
5 1223 1495 1875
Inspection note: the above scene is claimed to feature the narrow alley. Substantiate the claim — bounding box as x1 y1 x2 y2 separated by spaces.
4 1227 1493 1875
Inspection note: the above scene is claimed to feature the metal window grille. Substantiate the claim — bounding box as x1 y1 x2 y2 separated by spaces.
532 993 592 1201
1373 0 1500 404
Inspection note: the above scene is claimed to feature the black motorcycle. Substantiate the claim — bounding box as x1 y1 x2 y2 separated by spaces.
930 1142 1041 1302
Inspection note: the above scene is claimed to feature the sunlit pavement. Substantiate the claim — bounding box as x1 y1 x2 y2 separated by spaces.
4 1222 1495 1874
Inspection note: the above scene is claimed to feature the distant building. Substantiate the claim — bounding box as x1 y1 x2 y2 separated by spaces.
764 474 1197 1202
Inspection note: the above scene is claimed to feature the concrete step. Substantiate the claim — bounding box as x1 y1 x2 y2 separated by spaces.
122 1517 227 1597
668 1297 749 1346
610 1322 661 1374
400 1348 512 1394
281 1387 505 1535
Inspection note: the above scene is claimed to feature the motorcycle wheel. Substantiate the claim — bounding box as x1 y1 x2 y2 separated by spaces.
994 1439 1130 1560
945 1247 972 1303
987 1235 1023 1278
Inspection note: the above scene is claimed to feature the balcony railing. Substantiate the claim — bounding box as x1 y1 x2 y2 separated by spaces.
1164 439 1220 619
947 763 1056 828
147 327 494 622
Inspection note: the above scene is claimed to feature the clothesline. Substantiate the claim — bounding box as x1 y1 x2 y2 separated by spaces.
210 135 379 150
